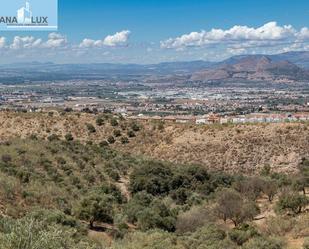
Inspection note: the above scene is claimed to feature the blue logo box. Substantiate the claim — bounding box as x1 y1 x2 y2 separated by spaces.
0 0 57 31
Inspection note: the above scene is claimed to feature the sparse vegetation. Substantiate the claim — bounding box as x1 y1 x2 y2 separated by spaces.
276 188 308 214
96 117 104 126
110 118 118 127
0 112 307 248
216 188 260 227
65 133 74 141
86 123 96 133
107 135 116 144
121 136 129 144
113 130 121 137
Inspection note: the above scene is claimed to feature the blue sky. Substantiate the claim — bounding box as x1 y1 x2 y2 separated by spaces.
57 0 309 42
1 0 309 64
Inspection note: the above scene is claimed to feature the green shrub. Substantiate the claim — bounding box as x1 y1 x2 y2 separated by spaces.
176 206 211 234
64 133 74 141
215 188 260 227
171 165 210 191
99 140 109 147
106 168 120 181
271 173 292 187
125 191 154 223
107 136 116 144
242 236 284 249
121 136 129 144
110 230 181 249
233 177 263 201
229 224 259 245
158 122 164 131
47 134 59 142
276 189 308 214
130 122 141 132
180 224 234 249
86 123 96 133
99 183 125 204
0 216 97 249
127 130 135 138
96 117 104 126
130 161 173 196
110 118 119 127
28 209 79 229
264 216 295 236
1 154 12 164
113 130 122 137
29 134 38 140
170 188 188 205
75 193 114 228
260 165 271 176
137 199 177 232
261 179 277 202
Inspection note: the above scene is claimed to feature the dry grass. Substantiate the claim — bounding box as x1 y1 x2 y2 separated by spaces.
1 111 309 174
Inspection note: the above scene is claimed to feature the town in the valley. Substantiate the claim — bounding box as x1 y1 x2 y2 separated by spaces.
1 78 309 125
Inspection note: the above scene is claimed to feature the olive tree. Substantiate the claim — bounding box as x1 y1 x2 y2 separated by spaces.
261 179 277 202
216 188 260 227
75 193 114 228
276 188 308 214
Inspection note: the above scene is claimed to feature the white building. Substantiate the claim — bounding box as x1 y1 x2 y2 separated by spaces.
17 1 32 24
196 119 208 124
220 118 228 124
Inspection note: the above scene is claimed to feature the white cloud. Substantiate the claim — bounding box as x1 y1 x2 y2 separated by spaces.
8 33 66 50
79 30 131 48
43 33 67 48
79 38 102 48
2 24 309 64
297 27 309 40
160 22 306 49
10 36 42 49
0 37 5 48
103 30 130 46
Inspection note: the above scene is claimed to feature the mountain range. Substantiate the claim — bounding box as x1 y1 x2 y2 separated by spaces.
190 55 309 83
2 51 309 84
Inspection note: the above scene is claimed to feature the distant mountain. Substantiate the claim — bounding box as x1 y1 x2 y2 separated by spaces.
190 55 309 83
151 60 214 73
216 51 309 69
0 60 214 75
2 51 309 84
271 51 309 68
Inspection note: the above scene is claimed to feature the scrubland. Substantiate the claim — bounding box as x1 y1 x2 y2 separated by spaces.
0 111 307 248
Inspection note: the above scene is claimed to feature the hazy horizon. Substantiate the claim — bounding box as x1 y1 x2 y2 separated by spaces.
1 0 309 64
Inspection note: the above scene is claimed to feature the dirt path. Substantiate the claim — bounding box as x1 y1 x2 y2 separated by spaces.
286 237 304 249
116 176 131 201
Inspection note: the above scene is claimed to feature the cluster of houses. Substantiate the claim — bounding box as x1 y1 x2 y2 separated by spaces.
129 113 309 125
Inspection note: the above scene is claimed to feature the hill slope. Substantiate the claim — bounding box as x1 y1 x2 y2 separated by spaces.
0 112 308 174
0 111 307 249
191 56 309 83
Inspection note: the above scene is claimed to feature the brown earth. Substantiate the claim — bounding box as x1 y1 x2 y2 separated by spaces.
1 111 309 174
117 122 309 174
190 56 309 83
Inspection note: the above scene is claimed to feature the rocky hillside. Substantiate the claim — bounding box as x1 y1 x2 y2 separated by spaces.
117 122 309 174
191 56 309 83
0 111 309 174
